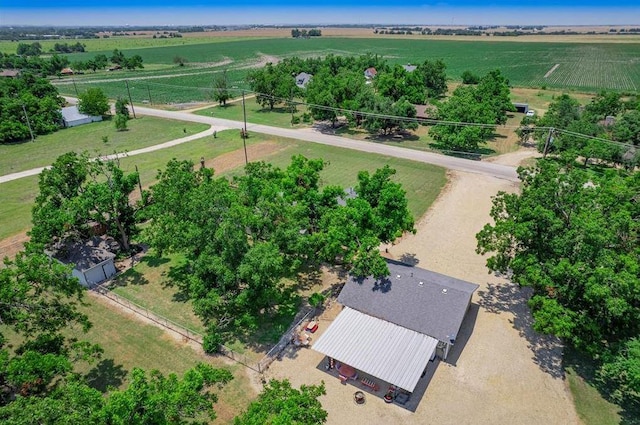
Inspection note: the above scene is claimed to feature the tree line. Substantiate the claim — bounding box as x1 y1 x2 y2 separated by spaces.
291 28 322 38
522 91 640 168
477 155 640 410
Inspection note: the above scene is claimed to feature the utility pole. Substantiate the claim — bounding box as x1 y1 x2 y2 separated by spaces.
543 127 554 158
125 80 136 118
22 104 35 142
72 78 79 97
241 90 248 165
147 83 152 105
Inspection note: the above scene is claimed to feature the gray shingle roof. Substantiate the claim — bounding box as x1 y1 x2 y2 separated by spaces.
53 239 116 271
338 260 479 343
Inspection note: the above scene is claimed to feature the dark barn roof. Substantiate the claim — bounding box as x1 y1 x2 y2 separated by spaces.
338 260 479 343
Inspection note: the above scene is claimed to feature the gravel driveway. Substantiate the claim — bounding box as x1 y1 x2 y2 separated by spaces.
264 149 580 425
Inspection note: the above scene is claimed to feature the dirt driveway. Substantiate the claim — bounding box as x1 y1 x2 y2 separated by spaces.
264 149 580 425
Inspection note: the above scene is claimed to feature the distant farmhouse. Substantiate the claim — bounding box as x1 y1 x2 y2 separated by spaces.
295 72 313 88
364 67 378 81
61 105 102 128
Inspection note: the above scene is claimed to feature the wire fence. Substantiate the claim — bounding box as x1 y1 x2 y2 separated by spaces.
92 283 319 375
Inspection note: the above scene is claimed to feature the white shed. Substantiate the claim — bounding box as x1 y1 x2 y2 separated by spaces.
61 105 102 128
53 241 117 287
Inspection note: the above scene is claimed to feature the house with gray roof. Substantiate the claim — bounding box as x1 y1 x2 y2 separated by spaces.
402 64 417 72
295 72 313 88
313 260 478 394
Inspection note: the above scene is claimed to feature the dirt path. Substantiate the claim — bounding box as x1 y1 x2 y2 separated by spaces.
265 147 579 425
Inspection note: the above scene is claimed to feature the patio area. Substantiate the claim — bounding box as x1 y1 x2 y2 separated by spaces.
314 355 440 412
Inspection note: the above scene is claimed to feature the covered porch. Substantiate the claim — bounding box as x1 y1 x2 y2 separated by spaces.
312 307 439 409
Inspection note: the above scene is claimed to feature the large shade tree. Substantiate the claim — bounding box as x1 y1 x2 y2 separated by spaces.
145 156 414 344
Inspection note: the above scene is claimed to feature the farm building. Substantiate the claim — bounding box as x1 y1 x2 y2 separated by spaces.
364 67 377 80
402 64 417 73
50 239 117 287
513 102 529 114
60 67 74 75
1 69 20 78
295 72 313 88
61 105 103 127
313 260 478 396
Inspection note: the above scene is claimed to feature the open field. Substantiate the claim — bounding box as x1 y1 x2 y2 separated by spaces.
3 26 639 56
50 37 640 100
0 116 208 175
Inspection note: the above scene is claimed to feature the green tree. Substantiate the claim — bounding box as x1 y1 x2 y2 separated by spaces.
461 70 480 84
124 54 144 70
476 161 640 354
417 58 448 99
78 87 109 117
30 153 140 253
247 63 295 110
614 110 640 146
234 380 326 425
115 113 128 131
115 97 130 118
0 73 64 143
145 156 414 340
110 49 125 65
598 338 640 407
213 70 231 106
102 365 233 424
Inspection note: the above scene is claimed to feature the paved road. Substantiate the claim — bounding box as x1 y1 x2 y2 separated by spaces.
1 102 519 184
135 105 520 182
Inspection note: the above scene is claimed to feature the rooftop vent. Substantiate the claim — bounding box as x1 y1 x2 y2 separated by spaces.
442 288 448 294
419 281 424 286
396 274 401 279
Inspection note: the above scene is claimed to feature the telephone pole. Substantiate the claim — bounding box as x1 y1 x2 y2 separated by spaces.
241 90 248 165
125 80 136 118
543 127 554 158
22 104 35 142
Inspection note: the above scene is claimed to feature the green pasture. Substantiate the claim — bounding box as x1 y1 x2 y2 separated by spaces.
49 38 640 95
197 100 310 128
0 35 265 56
0 116 209 175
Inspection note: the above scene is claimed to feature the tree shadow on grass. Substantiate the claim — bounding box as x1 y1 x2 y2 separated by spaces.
112 254 170 287
563 348 640 425
477 282 565 379
85 359 128 393
428 142 495 159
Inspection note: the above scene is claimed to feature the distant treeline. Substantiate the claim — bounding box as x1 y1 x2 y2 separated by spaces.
291 28 322 38
374 26 640 36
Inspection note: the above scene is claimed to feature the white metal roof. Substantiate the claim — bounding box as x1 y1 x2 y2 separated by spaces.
312 307 438 392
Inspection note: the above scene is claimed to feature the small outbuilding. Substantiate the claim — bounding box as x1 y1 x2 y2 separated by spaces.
51 239 117 287
1 69 21 78
295 72 313 88
513 102 529 114
61 105 103 128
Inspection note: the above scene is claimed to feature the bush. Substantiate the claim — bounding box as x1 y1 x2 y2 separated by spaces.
115 97 129 118
308 292 325 308
461 70 480 85
291 115 301 125
115 113 128 131
202 331 223 354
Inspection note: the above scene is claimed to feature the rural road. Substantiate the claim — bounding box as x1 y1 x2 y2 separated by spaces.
134 105 520 182
0 102 519 183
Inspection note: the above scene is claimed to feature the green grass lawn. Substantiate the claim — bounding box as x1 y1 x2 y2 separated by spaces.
0 116 209 175
0 294 255 424
0 130 260 241
563 347 628 425
196 100 311 129
110 251 206 335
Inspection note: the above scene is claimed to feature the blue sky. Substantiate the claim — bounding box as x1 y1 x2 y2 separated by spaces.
1 1 639 26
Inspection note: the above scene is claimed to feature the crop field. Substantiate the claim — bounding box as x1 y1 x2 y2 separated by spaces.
51 38 640 100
